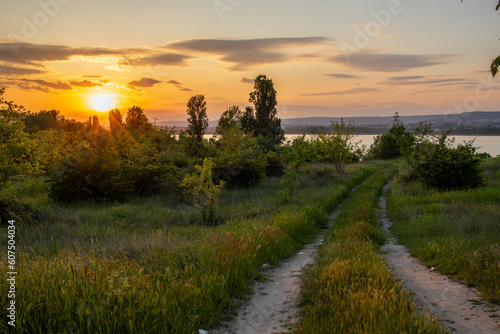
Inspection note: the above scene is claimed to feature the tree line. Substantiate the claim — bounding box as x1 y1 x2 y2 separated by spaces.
0 75 489 225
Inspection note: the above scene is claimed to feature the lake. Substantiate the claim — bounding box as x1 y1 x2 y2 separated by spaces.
204 134 500 156
355 135 500 157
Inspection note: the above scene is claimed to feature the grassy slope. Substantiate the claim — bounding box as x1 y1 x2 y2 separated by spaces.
294 164 446 334
388 157 500 303
0 163 376 333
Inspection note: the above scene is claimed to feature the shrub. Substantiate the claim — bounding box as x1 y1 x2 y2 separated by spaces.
404 125 485 191
368 113 414 160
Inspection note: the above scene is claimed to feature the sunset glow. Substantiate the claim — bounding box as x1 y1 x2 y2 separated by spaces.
1 1 500 122
89 94 119 112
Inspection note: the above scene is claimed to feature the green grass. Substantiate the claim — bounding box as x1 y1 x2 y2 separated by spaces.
388 157 500 303
294 165 446 334
0 163 378 333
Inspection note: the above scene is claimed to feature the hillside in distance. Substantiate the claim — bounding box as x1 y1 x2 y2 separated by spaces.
159 111 500 135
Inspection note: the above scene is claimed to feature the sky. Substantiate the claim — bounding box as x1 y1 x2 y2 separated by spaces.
1 0 500 123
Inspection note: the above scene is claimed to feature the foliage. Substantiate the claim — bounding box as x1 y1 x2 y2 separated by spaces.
215 105 242 136
279 135 316 202
241 75 285 148
404 123 485 191
0 88 33 191
48 121 181 202
109 109 124 133
212 127 267 188
125 105 151 132
180 158 225 225
368 113 414 160
186 94 209 141
315 118 360 174
388 159 500 302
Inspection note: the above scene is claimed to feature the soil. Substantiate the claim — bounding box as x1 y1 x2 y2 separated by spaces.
210 180 500 334
210 198 345 334
379 181 500 334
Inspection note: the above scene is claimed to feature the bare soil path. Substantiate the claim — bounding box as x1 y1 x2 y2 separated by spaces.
379 181 500 334
210 196 347 334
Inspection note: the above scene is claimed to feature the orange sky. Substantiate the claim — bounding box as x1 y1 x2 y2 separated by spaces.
1 0 500 123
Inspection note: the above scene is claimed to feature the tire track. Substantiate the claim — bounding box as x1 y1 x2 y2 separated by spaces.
378 181 500 334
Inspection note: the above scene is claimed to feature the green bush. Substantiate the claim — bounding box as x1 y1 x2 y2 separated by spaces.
404 128 485 191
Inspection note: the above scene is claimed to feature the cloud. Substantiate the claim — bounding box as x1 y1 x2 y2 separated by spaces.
0 41 189 69
329 52 451 72
323 73 361 79
0 41 123 66
166 80 192 92
380 76 472 86
70 80 103 88
167 80 182 85
241 77 254 84
167 37 330 71
128 78 162 88
0 64 46 76
19 79 72 90
302 87 379 97
120 53 191 67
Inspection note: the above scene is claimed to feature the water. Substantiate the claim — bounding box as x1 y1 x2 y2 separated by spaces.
355 135 500 157
204 134 500 156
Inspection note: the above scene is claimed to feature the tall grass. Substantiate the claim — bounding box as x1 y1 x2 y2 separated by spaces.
294 167 446 333
0 164 377 333
388 157 500 303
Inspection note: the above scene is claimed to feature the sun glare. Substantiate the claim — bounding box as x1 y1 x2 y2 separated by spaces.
89 94 118 112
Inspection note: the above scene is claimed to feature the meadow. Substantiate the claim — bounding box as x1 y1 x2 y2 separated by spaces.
388 157 500 303
0 163 377 333
294 166 447 334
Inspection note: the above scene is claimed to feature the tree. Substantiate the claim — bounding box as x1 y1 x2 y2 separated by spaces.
109 109 124 133
315 118 360 174
215 105 242 136
241 75 285 148
186 95 209 141
367 113 414 160
279 135 316 202
0 88 32 191
23 109 62 133
180 158 225 225
125 106 150 132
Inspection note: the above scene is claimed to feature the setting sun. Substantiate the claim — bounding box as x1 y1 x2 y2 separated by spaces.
89 94 118 112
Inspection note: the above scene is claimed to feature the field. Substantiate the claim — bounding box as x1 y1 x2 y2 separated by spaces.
388 157 500 303
0 163 378 333
1 158 499 333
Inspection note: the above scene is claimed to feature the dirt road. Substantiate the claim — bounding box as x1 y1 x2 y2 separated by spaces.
210 200 345 334
379 181 500 334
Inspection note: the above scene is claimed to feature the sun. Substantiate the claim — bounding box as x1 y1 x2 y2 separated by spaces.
89 93 118 112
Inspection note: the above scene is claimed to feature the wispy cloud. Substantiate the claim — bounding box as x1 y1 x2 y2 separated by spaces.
70 80 104 88
302 87 379 97
128 78 162 88
166 79 193 92
241 77 254 84
120 53 191 67
380 75 473 87
323 73 361 79
167 37 330 71
20 79 72 90
329 51 451 72
0 64 46 76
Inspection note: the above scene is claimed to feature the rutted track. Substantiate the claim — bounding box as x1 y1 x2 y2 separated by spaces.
210 180 365 334
378 181 500 334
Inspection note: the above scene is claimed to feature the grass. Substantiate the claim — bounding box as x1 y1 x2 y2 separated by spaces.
294 164 447 334
388 157 500 303
0 163 378 333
